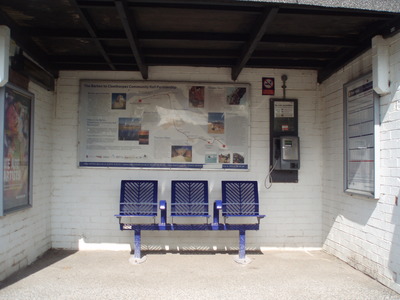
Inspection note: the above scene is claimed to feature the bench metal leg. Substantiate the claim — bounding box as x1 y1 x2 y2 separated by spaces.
234 229 252 264
239 229 246 259
129 229 147 264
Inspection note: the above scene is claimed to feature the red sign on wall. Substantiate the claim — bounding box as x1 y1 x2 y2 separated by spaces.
262 77 275 95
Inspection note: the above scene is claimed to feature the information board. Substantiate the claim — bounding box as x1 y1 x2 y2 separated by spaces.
344 73 379 198
78 80 250 170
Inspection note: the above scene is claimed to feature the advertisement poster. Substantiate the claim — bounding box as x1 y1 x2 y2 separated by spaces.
78 81 250 170
2 84 33 214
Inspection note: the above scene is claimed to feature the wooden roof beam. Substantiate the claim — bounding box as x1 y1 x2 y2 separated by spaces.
318 17 400 83
115 0 148 79
231 7 279 80
71 0 116 71
0 10 58 79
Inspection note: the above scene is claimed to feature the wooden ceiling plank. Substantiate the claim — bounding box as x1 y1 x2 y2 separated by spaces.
231 7 279 80
71 0 116 70
318 16 400 83
115 0 148 79
317 41 370 83
0 10 58 78
28 28 358 49
280 7 398 19
262 35 357 47
79 0 264 11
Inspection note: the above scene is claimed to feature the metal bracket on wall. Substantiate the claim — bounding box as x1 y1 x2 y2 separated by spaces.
281 74 287 99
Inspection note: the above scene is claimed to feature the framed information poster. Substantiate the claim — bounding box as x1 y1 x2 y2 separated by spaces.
78 80 250 170
1 83 34 215
344 73 380 198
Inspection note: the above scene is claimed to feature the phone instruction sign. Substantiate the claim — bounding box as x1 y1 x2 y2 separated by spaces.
274 101 294 118
78 80 250 170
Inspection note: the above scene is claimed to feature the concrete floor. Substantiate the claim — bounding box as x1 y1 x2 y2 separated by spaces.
0 249 399 300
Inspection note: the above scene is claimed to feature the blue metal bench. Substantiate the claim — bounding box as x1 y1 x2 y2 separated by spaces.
221 180 264 220
171 180 210 221
115 180 160 263
219 181 265 263
116 180 265 264
116 180 158 219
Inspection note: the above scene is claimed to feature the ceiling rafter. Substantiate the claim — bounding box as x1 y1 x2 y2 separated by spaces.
279 7 399 18
231 7 279 80
78 0 400 20
114 0 148 79
382 15 400 37
1 0 400 85
317 17 400 82
71 0 116 71
140 48 336 60
261 35 357 47
48 49 335 64
78 0 264 10
0 10 57 78
28 28 359 48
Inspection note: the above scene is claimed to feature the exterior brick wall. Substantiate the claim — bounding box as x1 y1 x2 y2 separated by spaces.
321 34 400 293
52 67 322 251
3 41 398 291
0 82 53 281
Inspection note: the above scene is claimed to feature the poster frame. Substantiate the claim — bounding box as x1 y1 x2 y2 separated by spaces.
1 82 34 216
77 80 251 171
343 72 380 199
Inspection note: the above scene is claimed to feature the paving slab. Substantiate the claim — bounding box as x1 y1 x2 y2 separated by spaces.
0 249 399 300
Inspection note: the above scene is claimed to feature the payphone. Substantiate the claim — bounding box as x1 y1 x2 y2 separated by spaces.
268 94 299 184
272 136 300 170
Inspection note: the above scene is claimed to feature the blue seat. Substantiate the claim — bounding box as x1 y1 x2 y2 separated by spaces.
115 180 265 264
116 180 158 218
171 180 210 219
221 181 265 221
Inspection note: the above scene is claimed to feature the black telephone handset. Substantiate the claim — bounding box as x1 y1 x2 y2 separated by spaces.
272 136 300 170
274 138 281 159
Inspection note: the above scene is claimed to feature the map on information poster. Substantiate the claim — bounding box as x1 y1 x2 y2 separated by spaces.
78 80 250 170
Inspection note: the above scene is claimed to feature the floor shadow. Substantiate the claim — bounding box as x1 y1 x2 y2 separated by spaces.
0 249 77 289
389 195 400 287
138 249 264 256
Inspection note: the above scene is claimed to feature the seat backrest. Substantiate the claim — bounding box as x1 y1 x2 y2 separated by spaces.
119 180 158 216
222 181 259 217
171 180 209 217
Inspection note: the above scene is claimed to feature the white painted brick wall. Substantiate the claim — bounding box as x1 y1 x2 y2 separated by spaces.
321 34 400 293
1 45 398 292
52 67 323 251
0 82 53 281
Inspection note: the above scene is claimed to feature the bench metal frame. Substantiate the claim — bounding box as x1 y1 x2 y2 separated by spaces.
116 180 265 264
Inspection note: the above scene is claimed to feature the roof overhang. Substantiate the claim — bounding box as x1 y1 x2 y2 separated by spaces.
1 0 399 90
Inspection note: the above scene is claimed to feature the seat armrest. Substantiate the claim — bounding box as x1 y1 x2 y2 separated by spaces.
159 200 167 228
159 200 167 210
215 200 222 210
257 215 266 224
212 200 222 228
